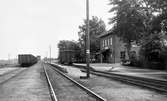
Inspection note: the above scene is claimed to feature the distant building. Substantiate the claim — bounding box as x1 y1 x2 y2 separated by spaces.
37 56 41 61
99 31 140 63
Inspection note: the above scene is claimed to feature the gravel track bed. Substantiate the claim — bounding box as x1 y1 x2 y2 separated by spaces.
0 68 18 75
62 65 167 101
0 63 51 101
0 68 26 84
45 64 97 101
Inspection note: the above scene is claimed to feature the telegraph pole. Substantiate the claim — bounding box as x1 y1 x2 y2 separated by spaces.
49 45 51 63
8 54 10 64
86 0 90 78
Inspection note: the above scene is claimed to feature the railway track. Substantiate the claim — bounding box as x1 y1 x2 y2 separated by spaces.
79 68 167 93
43 63 106 101
0 68 26 84
0 68 19 76
43 63 58 101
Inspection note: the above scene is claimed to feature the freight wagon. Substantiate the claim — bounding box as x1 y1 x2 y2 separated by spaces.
18 54 38 66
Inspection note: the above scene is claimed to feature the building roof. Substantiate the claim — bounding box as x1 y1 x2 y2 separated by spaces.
98 29 114 38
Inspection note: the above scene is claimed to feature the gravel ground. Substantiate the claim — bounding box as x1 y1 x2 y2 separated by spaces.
46 64 97 101
0 68 25 84
0 68 18 75
0 63 51 101
58 65 167 101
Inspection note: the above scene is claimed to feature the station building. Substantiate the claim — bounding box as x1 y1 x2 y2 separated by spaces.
99 31 140 63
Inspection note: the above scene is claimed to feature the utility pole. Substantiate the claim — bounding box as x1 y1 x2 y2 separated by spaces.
80 0 90 79
86 0 90 78
49 45 51 63
8 54 10 64
45 51 48 62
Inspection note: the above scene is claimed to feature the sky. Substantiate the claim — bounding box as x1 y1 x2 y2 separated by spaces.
0 0 113 60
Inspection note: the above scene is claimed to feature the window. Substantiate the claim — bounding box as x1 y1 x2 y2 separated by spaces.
110 37 112 45
103 40 104 47
108 39 110 46
105 39 107 47
120 51 125 59
103 40 105 47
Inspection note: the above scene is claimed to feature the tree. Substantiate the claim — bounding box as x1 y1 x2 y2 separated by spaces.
139 31 167 69
109 0 167 68
58 40 80 51
109 0 145 58
161 19 167 34
138 0 167 34
78 16 107 62
142 0 167 13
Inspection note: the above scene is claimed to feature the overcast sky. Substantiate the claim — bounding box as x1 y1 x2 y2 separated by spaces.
0 0 113 60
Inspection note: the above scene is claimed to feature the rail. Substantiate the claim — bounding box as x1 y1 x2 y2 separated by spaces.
49 63 107 101
43 63 58 101
80 69 167 93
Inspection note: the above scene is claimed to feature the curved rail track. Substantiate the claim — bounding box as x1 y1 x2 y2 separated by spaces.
43 63 106 101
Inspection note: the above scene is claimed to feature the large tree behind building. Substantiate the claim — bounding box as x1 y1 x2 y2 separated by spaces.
78 16 107 61
138 0 167 68
109 0 167 68
109 0 145 59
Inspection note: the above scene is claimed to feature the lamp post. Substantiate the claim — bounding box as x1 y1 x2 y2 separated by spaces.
86 0 90 78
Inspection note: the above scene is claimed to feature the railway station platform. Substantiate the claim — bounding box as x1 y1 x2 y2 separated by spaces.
73 63 167 81
0 62 51 101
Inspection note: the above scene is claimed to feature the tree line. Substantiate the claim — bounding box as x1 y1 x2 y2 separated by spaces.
109 0 167 69
58 16 107 63
58 0 167 69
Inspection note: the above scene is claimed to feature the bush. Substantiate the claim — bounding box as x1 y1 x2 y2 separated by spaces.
139 33 167 69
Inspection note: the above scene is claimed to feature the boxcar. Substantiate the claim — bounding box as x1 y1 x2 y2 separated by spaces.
18 54 37 66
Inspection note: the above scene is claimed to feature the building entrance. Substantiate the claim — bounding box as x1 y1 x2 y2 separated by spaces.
102 49 111 63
